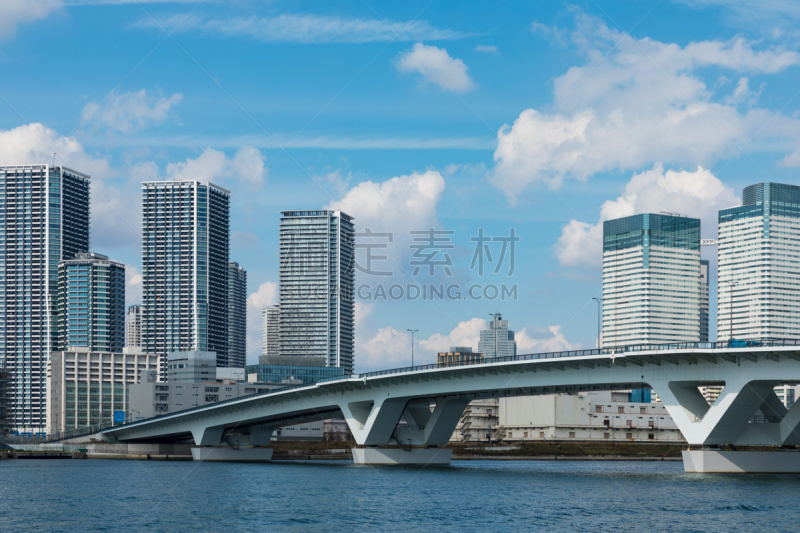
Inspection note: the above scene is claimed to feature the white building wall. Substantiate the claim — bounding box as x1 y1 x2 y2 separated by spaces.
497 392 683 443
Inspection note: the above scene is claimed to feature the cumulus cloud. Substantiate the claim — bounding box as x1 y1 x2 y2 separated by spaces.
0 123 111 177
327 170 446 281
328 170 445 233
81 89 183 134
555 164 740 268
356 317 579 372
516 325 580 353
397 43 476 92
491 14 800 199
418 318 486 354
0 0 62 38
246 281 278 362
166 146 267 191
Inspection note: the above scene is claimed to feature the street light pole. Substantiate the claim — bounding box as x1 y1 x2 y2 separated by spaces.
592 297 602 349
407 329 418 367
725 280 738 341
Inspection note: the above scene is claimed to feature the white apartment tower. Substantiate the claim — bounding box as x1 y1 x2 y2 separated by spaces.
602 213 702 348
141 181 231 367
0 165 90 433
262 305 280 357
126 305 142 349
718 183 800 340
278 211 355 373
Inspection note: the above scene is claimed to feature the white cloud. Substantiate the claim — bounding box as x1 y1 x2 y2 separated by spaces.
81 89 182 134
356 318 580 372
418 318 486 354
125 265 142 307
327 170 445 234
555 164 740 268
474 44 499 54
515 325 580 353
491 14 800 199
133 13 468 44
246 281 278 362
166 146 267 191
327 170 446 281
0 0 62 38
397 43 476 92
0 123 111 177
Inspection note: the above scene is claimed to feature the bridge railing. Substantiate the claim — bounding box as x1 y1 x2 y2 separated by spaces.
1 421 117 445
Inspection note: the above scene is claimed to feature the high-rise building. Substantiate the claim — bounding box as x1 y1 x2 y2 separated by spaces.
47 348 162 433
700 260 710 343
58 252 126 353
601 213 701 347
141 181 231 366
718 183 800 341
0 165 90 433
126 305 142 349
279 211 355 373
479 314 517 358
262 305 280 356
227 262 247 368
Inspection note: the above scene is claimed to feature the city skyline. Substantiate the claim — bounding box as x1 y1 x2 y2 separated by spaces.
4 2 800 371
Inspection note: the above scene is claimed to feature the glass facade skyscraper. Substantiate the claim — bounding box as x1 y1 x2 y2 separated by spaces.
478 313 517 358
279 211 355 373
718 182 800 340
141 181 231 366
0 165 90 433
602 213 702 347
57 252 125 352
227 262 247 368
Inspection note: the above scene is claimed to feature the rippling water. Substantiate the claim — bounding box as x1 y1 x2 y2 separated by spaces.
2 459 800 532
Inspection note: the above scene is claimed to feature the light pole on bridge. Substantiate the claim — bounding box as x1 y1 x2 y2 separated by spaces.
592 297 602 349
407 329 418 367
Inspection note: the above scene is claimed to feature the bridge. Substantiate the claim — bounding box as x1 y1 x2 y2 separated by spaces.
102 342 800 472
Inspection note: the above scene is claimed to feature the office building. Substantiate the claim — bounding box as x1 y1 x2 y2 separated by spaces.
129 369 280 420
602 213 702 347
166 351 218 383
126 305 142 349
279 211 355 373
700 260 710 343
718 183 800 340
262 305 280 356
0 165 90 434
227 262 247 368
141 181 231 366
437 346 484 367
58 252 126 353
47 348 163 433
478 314 517 358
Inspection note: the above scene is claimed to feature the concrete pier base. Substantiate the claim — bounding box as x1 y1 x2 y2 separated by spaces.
683 449 800 473
191 446 273 462
351 447 452 465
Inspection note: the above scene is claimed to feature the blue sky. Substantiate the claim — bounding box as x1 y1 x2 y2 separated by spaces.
2 0 800 370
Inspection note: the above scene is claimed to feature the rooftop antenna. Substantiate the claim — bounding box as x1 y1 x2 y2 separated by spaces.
52 152 57 168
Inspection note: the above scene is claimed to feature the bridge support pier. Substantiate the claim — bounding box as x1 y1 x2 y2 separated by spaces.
352 447 452 465
191 446 274 462
682 449 800 473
